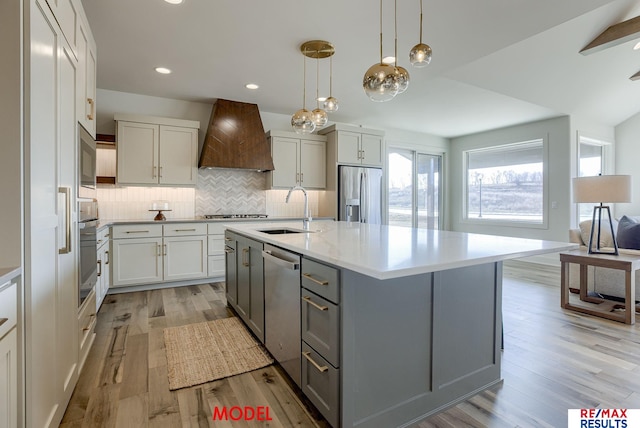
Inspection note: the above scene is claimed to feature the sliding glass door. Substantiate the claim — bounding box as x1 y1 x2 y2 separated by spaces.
388 149 442 229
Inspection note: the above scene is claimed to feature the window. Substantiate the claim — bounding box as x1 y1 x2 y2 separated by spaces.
577 137 608 223
464 139 544 224
388 149 442 229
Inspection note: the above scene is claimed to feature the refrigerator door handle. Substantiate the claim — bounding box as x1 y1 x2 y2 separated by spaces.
360 171 366 223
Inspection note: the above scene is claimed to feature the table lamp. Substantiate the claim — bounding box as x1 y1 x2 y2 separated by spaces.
572 175 631 255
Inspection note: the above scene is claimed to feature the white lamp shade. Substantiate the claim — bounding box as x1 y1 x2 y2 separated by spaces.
572 175 632 203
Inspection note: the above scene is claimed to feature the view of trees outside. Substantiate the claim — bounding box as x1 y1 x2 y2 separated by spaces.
388 151 441 228
467 163 544 223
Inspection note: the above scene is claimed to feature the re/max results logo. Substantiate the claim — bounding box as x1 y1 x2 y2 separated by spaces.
568 409 640 428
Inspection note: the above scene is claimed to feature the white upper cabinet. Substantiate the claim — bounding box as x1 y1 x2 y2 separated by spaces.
320 124 385 167
267 130 327 189
74 0 96 137
115 114 200 186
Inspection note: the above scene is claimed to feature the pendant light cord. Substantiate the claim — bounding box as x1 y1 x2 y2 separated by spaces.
394 0 398 66
316 54 320 108
419 0 424 44
379 0 383 63
302 52 307 109
329 55 333 97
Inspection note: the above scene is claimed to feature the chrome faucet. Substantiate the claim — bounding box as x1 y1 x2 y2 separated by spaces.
285 185 311 230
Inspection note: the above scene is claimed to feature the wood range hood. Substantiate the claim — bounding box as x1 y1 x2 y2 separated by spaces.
198 98 275 171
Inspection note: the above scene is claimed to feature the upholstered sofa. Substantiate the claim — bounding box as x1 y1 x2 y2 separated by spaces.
568 218 640 301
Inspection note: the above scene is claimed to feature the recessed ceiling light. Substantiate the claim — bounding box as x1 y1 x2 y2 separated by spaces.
382 56 396 64
245 83 259 90
155 67 172 74
634 41 640 50
164 0 183 4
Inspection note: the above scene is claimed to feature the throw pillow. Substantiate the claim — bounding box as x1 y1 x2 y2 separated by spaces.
579 219 617 249
616 215 640 250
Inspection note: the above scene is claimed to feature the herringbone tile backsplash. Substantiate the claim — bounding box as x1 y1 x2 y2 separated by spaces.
97 169 319 220
195 169 266 216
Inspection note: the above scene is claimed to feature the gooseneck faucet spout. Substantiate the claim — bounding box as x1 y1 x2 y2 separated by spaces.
285 186 310 230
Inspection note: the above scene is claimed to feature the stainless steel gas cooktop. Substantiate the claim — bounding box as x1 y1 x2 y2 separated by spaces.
203 214 268 219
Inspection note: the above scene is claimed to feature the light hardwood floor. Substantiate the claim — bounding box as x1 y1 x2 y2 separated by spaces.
61 262 640 427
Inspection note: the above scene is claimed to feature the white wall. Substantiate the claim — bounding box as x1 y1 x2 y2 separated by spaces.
615 111 640 215
449 116 571 242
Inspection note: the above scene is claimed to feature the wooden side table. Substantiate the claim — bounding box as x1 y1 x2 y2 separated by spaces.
560 249 639 325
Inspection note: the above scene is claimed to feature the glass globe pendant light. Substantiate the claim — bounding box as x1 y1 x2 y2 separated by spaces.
409 0 432 68
323 55 339 112
311 55 328 127
291 53 316 134
363 0 399 102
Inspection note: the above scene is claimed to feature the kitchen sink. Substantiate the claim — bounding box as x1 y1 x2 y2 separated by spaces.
258 228 312 235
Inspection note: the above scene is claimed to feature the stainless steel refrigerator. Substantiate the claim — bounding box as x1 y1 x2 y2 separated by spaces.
338 165 383 224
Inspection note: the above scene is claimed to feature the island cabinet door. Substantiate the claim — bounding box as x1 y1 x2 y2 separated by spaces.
301 290 339 368
431 262 502 396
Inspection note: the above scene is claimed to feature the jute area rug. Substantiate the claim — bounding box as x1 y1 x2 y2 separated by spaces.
163 317 273 390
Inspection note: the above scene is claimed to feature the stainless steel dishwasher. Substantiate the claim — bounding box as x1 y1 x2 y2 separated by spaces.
262 244 301 387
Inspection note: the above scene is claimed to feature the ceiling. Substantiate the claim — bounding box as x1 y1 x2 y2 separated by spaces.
81 0 640 138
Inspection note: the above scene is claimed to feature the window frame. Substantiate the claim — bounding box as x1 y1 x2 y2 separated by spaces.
462 136 549 229
387 147 444 229
576 133 613 225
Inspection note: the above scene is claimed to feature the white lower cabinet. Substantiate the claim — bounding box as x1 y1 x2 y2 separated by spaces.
111 223 207 288
164 236 207 282
112 236 164 287
0 329 17 428
0 276 19 428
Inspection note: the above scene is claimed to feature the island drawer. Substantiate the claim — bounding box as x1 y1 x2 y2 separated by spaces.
302 291 339 368
163 223 207 237
112 224 162 239
301 342 340 428
301 258 340 304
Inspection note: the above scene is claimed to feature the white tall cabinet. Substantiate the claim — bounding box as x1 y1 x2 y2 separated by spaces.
22 0 97 425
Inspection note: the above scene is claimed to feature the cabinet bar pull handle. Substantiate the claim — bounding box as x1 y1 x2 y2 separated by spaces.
126 230 149 234
224 248 235 254
242 248 250 267
302 351 328 373
152 166 157 178
163 244 167 256
225 237 232 242
174 228 196 232
361 149 365 159
302 273 329 286
97 260 102 277
0 318 7 328
58 187 72 254
357 149 362 159
300 172 304 182
159 166 163 178
157 244 162 256
87 97 94 120
105 250 110 265
302 296 328 311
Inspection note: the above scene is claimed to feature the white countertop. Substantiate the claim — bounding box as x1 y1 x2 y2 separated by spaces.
0 266 21 285
226 220 577 280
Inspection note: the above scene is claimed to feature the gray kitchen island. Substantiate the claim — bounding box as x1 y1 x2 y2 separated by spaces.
224 220 575 428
